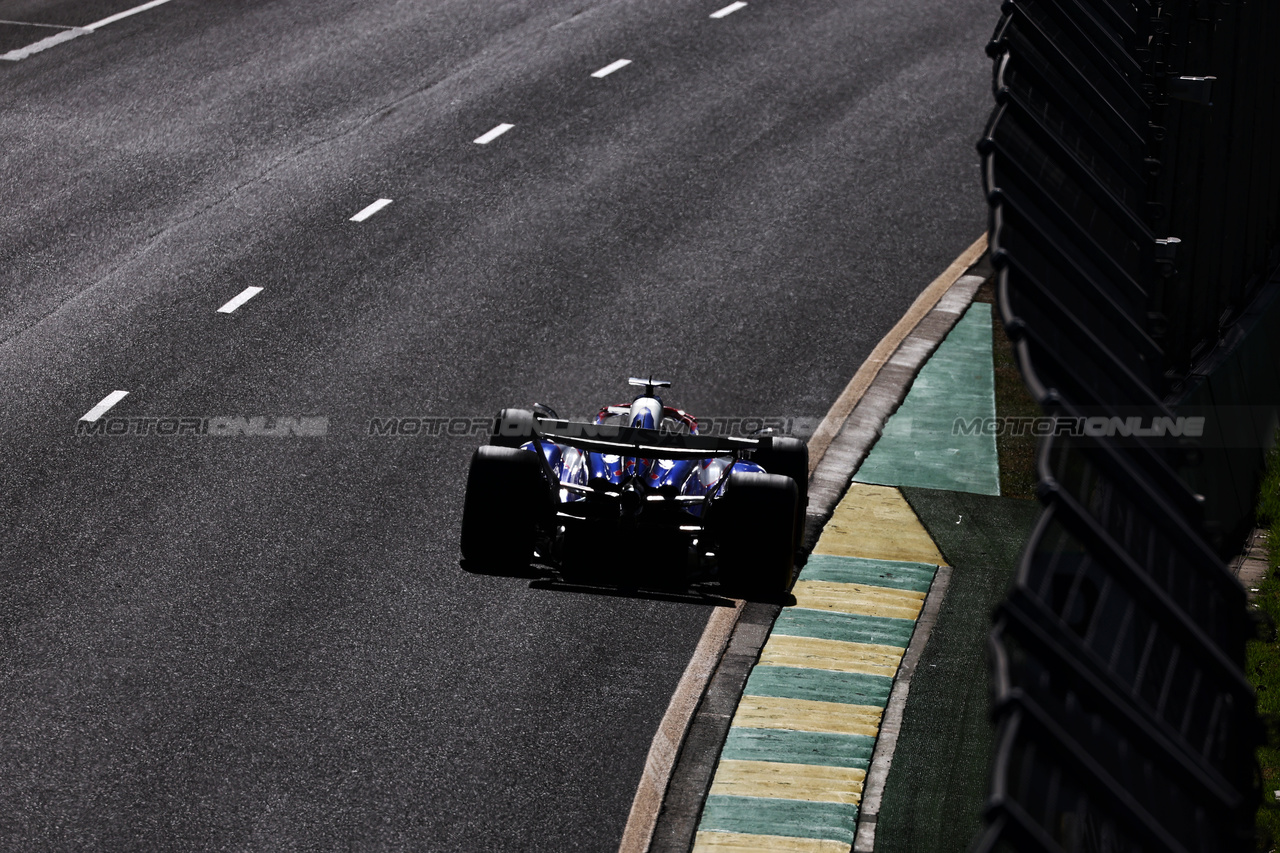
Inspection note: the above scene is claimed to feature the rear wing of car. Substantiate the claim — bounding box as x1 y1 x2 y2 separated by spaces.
495 411 773 460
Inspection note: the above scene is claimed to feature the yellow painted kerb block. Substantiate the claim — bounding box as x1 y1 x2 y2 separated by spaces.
693 831 854 852
758 633 905 680
814 482 947 566
709 759 865 804
791 579 925 621
732 694 884 737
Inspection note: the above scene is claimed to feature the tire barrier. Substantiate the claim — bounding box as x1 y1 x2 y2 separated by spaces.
975 1 1280 850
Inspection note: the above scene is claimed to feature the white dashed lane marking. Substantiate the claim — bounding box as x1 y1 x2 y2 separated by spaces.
474 123 515 144
81 390 129 422
710 2 747 18
350 198 393 222
591 59 631 78
217 286 263 314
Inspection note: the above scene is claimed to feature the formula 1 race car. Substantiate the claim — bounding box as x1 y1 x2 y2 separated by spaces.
460 378 807 598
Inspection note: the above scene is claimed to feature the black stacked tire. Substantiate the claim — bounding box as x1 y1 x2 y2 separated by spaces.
460 445 548 570
712 471 798 599
751 436 808 551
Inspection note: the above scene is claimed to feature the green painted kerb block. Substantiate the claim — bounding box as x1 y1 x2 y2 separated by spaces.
743 665 894 706
772 607 917 647
800 554 937 592
720 727 875 770
698 795 859 843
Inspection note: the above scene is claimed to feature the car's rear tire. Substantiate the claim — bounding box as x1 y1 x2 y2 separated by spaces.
490 408 537 448
713 471 797 599
461 445 548 570
751 436 808 550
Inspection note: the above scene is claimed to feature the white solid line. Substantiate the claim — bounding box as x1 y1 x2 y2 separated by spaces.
217 286 263 314
350 198 393 222
710 1 747 17
591 59 631 78
81 390 129 422
0 0 173 61
0 28 88 61
0 19 81 29
474 123 514 145
84 0 177 32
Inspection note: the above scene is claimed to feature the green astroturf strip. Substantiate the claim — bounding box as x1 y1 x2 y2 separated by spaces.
698 795 858 843
873 487 1043 853
773 607 917 648
743 665 894 706
854 302 1000 496
720 727 874 770
800 554 937 592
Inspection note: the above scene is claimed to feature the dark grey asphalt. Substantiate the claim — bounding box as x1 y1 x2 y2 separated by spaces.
0 1 996 849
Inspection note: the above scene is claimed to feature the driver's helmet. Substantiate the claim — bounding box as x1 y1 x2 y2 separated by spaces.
627 396 662 430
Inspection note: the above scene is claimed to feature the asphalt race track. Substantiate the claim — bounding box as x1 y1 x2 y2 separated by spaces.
0 1 994 849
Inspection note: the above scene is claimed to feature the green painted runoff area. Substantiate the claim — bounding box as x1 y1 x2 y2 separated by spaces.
874 487 1042 853
854 303 1000 495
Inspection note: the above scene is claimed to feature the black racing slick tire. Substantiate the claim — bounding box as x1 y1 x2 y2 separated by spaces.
489 408 537 448
713 471 798 599
460 445 548 570
751 436 809 549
